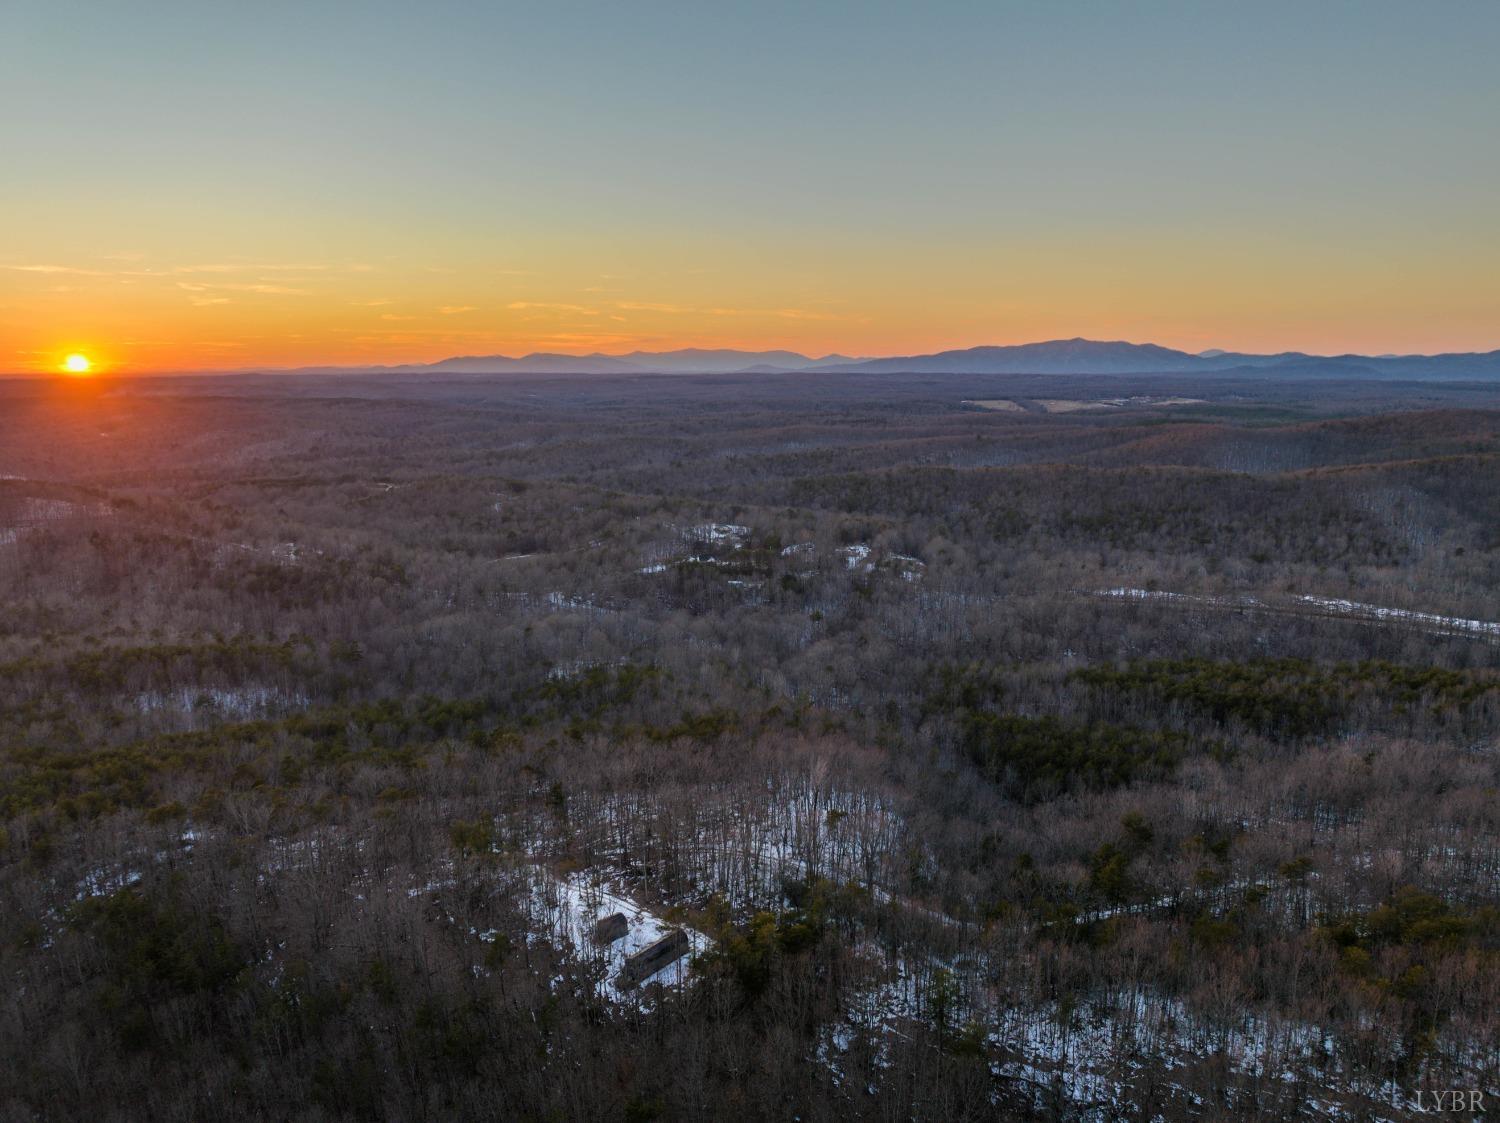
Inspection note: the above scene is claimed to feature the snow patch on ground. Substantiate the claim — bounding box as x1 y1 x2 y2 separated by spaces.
0 496 113 545
839 544 874 572
75 867 142 900
540 591 616 615
689 787 906 907
984 990 1427 1117
1096 587 1251 608
819 973 1476 1118
686 523 750 546
641 523 755 575
1096 587 1500 641
1294 595 1500 638
885 553 926 582
816 952 925 1081
135 685 307 721
547 659 624 681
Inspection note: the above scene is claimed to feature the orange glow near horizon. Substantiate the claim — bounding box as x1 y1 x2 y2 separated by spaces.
7 232 1500 374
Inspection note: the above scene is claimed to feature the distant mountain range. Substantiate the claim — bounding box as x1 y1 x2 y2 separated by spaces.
288 348 862 376
821 338 1500 379
282 339 1500 379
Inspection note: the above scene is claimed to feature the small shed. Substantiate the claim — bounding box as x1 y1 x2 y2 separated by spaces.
593 912 629 945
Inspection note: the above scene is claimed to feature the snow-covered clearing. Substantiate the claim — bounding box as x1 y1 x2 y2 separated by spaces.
520 868 711 1001
1032 396 1206 413
962 399 1025 412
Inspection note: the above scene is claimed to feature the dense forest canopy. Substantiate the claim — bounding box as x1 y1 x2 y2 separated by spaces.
1 370 1498 1121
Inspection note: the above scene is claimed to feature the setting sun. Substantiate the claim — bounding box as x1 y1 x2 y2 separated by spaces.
62 353 92 375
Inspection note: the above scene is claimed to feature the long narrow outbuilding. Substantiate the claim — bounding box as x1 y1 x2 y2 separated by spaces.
617 929 690 988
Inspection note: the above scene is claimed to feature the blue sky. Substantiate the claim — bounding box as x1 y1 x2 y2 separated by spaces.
4 0 1498 369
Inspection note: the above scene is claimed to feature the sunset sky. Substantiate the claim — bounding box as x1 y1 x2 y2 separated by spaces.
3 0 1498 374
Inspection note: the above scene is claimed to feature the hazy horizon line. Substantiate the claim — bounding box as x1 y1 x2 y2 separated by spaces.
12 334 1500 378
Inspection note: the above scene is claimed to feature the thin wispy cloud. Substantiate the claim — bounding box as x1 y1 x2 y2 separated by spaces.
340 328 498 339
5 264 111 276
8 260 356 280
612 299 851 322
773 308 849 321
174 263 330 274
527 332 647 347
615 301 694 314
702 306 841 321
438 305 476 315
177 281 311 296
508 301 599 315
